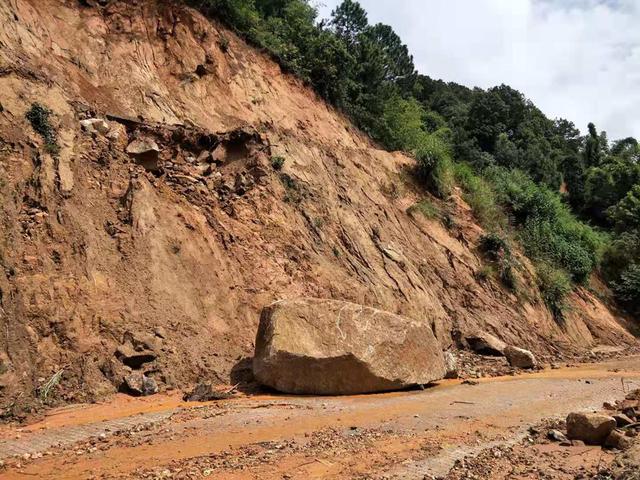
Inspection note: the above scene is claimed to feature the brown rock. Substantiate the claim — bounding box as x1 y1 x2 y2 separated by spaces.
605 429 632 450
183 383 233 402
614 413 634 428
504 346 537 369
115 331 159 368
253 298 446 395
123 373 158 396
444 351 459 379
126 138 161 171
465 332 507 356
566 412 616 445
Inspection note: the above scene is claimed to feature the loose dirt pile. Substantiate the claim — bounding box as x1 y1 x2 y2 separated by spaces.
0 0 637 415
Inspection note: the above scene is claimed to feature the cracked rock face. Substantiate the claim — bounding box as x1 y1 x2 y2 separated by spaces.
253 298 446 395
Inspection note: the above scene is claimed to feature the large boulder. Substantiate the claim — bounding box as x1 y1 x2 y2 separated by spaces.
253 298 446 395
566 412 616 445
504 346 537 369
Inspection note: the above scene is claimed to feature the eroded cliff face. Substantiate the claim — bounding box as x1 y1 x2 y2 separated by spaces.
0 0 635 409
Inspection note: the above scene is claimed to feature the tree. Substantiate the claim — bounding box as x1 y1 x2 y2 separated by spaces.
609 185 640 233
563 153 587 209
613 264 640 312
365 23 415 89
583 122 602 168
584 156 640 224
494 133 519 168
330 0 368 44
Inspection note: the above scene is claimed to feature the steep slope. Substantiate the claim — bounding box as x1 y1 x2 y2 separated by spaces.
0 0 636 410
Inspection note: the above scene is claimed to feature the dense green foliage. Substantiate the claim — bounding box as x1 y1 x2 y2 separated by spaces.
193 0 640 316
26 103 59 155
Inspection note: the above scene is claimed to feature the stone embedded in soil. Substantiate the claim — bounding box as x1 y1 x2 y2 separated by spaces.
80 118 110 135
115 344 157 369
504 346 537 369
253 298 446 395
465 332 507 356
114 331 160 368
126 137 161 171
566 412 616 445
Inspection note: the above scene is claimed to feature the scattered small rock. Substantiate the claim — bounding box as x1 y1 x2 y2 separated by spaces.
154 326 167 339
547 429 569 443
183 382 234 402
126 137 161 171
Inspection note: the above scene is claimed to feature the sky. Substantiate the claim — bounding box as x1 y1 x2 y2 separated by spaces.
316 0 640 140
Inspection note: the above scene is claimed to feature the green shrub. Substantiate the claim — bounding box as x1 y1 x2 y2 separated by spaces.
498 256 517 291
25 103 59 155
536 262 573 322
414 133 454 198
486 166 604 283
613 264 640 312
280 173 304 203
601 229 640 283
479 233 517 291
218 34 230 52
479 232 510 261
453 163 506 231
271 155 286 170
475 265 496 282
407 199 440 220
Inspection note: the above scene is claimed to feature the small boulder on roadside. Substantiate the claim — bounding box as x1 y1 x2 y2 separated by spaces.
123 373 158 396
443 351 459 379
605 429 633 450
183 383 234 402
504 346 537 369
566 412 616 445
465 332 507 356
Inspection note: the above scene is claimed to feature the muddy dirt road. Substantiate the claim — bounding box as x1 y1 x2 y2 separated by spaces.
2 358 640 479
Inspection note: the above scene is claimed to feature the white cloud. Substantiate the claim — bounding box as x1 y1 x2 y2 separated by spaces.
315 0 640 139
